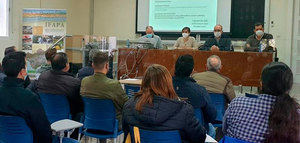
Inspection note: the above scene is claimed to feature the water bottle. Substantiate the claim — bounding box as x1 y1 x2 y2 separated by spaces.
126 39 130 48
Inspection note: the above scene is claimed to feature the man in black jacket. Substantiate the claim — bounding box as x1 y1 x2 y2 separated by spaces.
37 52 83 119
173 55 217 130
201 24 232 51
0 52 52 143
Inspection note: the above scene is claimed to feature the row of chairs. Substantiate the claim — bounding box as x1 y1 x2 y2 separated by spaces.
0 85 247 143
124 84 251 143
0 115 79 143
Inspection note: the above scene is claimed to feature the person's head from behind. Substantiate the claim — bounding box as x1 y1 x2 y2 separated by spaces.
51 52 69 72
261 62 300 142
254 22 264 37
214 24 223 38
2 51 27 79
92 51 109 74
182 27 191 38
4 46 17 56
206 55 222 72
145 26 154 35
45 48 57 63
135 64 178 111
261 62 293 96
175 54 194 77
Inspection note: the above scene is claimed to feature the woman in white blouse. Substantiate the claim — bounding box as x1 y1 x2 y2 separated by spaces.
174 27 198 49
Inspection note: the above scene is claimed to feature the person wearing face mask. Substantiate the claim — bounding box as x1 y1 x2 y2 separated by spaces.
244 23 273 52
202 24 232 51
174 27 198 49
138 26 163 49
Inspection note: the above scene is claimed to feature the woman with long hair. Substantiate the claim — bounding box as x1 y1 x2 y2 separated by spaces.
123 64 206 143
223 62 300 143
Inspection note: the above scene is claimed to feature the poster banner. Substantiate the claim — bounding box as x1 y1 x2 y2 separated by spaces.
22 9 66 75
22 9 67 53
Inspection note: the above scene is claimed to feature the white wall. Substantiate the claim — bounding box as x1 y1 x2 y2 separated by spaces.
93 0 140 40
269 0 294 66
0 0 91 60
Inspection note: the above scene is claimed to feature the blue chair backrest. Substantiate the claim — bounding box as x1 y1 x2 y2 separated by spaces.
130 127 181 143
219 136 252 143
124 84 140 98
209 93 226 122
39 93 70 123
0 115 33 143
194 108 205 126
245 93 258 98
82 98 117 133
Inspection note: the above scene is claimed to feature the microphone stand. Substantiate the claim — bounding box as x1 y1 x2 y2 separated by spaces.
47 34 72 50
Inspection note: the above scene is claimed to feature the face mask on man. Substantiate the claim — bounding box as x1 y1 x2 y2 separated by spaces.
256 30 264 37
214 32 221 38
146 34 153 38
182 33 189 38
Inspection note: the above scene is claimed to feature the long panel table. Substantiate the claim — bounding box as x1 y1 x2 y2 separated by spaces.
118 48 273 87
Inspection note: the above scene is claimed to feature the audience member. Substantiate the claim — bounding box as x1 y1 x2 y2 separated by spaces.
37 52 83 119
223 62 300 143
173 54 217 129
0 51 52 143
36 48 57 74
192 55 235 103
123 64 206 143
202 24 232 51
0 46 31 88
77 49 96 80
78 49 114 80
80 51 128 129
4 46 17 55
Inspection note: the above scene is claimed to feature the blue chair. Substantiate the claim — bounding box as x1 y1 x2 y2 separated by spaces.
194 109 216 138
0 115 33 143
245 93 258 98
130 127 181 143
124 84 140 98
0 115 79 143
219 136 252 143
194 108 205 126
209 93 226 128
39 93 71 124
81 98 123 143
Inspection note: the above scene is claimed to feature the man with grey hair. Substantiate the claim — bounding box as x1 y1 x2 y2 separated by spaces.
138 26 163 49
201 24 232 51
192 55 235 103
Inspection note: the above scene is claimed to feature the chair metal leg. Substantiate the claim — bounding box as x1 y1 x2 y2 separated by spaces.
84 135 87 143
78 133 81 141
59 131 64 143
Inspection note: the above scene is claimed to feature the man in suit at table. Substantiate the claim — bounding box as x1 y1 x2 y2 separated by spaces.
201 24 232 51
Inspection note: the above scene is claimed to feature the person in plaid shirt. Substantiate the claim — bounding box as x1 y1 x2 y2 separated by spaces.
223 62 300 143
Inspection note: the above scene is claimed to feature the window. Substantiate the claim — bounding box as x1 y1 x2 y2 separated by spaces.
0 0 9 37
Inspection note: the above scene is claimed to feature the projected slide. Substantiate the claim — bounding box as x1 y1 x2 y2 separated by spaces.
149 0 218 32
